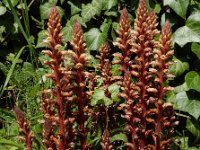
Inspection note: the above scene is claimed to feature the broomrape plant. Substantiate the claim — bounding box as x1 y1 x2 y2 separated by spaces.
14 0 177 149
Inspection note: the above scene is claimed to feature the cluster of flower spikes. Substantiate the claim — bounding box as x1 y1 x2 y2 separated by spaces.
41 6 91 150
114 0 176 149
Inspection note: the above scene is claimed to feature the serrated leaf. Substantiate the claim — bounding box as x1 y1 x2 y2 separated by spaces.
174 12 200 47
185 71 200 92
67 1 81 15
170 59 189 76
164 0 189 19
191 43 200 59
186 119 200 138
111 133 128 143
172 91 200 119
108 83 120 102
40 2 64 20
91 88 112 106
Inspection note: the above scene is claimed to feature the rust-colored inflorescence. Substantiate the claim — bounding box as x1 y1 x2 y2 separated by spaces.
14 107 34 150
42 6 74 150
69 21 90 150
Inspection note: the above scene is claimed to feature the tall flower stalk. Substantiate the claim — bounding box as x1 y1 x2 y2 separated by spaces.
68 21 90 150
14 107 34 150
42 6 74 149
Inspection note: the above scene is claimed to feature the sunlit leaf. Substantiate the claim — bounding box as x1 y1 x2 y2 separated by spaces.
172 92 200 119
185 71 200 92
191 43 200 59
164 0 189 19
170 58 189 76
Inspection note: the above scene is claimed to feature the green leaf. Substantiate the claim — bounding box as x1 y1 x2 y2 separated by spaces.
174 12 200 47
60 0 65 5
108 83 120 102
170 58 189 76
2 0 19 9
85 28 107 50
62 14 86 42
67 1 81 15
185 71 200 92
0 6 6 16
91 88 112 106
81 4 97 22
111 133 128 143
191 43 200 59
0 138 23 148
172 91 200 119
106 0 117 10
6 53 23 63
175 82 189 93
40 2 64 20
85 19 111 50
186 119 200 138
36 30 48 48
164 0 189 19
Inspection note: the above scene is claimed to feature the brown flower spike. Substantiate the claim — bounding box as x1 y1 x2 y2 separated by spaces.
42 6 74 150
14 107 34 150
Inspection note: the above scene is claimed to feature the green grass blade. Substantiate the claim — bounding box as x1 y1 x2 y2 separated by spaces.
0 46 26 98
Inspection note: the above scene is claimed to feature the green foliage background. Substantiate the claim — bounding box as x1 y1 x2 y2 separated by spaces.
0 0 200 149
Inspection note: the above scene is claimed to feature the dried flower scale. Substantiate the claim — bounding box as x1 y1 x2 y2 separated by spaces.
14 1 176 150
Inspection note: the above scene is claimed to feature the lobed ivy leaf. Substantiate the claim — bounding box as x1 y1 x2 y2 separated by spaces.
164 0 189 19
62 14 86 43
91 88 112 106
40 2 64 20
174 12 200 47
191 43 200 59
67 1 81 16
186 119 200 139
81 3 97 22
170 58 189 77
185 71 200 93
172 91 200 119
108 83 120 102
85 19 111 50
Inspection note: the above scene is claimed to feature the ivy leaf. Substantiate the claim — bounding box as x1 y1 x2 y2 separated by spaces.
2 0 19 9
36 30 48 48
174 12 200 47
186 119 200 139
185 71 200 93
170 58 189 76
62 14 86 43
108 83 120 102
67 1 81 15
191 43 200 59
107 0 117 10
85 28 107 50
164 0 189 19
0 6 6 16
172 91 200 119
85 19 111 50
111 133 128 143
81 4 97 22
40 2 64 19
175 82 189 93
91 88 112 106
